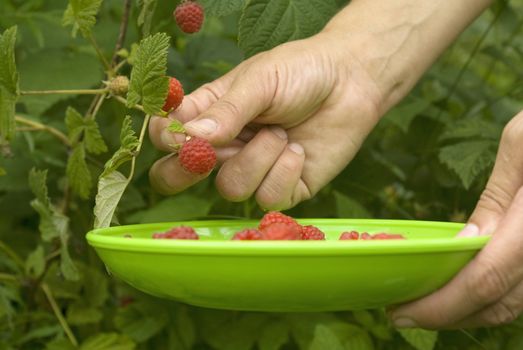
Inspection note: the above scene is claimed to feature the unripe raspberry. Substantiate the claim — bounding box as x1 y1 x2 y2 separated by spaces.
107 75 129 96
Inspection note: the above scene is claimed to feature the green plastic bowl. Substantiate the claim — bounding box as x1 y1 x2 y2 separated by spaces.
86 219 489 312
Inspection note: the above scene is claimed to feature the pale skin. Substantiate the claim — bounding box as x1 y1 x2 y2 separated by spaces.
149 0 523 329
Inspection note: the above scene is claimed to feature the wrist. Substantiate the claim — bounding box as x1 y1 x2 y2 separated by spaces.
320 0 493 116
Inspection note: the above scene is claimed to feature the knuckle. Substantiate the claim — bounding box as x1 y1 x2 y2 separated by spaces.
256 186 287 211
466 258 510 306
476 184 513 216
483 301 518 326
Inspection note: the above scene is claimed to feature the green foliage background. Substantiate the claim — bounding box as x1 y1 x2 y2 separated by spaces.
1 0 523 349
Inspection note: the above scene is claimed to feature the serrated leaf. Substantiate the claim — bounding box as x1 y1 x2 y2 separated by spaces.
67 144 92 199
80 333 135 350
167 120 186 133
309 325 345 350
0 26 19 141
439 140 497 189
334 191 371 218
200 0 245 17
126 33 170 115
440 119 502 142
115 301 169 342
239 0 337 57
102 116 139 177
25 245 45 278
137 0 157 37
62 0 103 38
94 171 128 228
398 328 438 350
385 98 430 133
65 107 107 154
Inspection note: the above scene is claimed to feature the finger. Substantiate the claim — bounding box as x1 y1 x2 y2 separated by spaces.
183 63 277 145
149 116 186 152
255 143 306 210
390 186 523 329
215 127 288 201
149 154 210 195
460 110 523 236
451 279 523 328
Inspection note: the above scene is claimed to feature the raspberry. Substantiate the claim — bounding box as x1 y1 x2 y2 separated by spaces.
259 212 300 232
261 223 301 240
339 231 359 240
162 77 184 112
178 137 217 174
232 229 263 240
174 1 204 34
107 75 129 96
301 225 325 240
152 226 199 239
360 232 372 240
371 233 405 240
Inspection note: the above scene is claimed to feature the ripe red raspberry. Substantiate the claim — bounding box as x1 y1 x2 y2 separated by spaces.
162 77 184 112
372 233 405 240
301 225 325 240
360 232 372 240
178 137 217 174
259 212 300 232
152 226 199 239
339 231 359 240
232 229 263 240
174 1 204 34
261 223 301 240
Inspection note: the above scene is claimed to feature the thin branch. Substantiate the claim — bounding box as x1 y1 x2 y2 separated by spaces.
111 0 132 67
20 89 108 96
128 114 151 180
87 93 108 121
113 95 145 113
0 273 18 283
87 33 111 72
15 116 71 147
42 283 79 347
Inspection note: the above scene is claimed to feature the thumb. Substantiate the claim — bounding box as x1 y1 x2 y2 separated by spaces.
459 110 523 237
183 64 276 145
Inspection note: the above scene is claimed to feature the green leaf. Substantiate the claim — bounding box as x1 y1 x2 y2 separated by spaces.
66 144 92 199
62 0 103 38
258 319 290 350
46 337 76 350
115 301 169 343
25 245 45 278
398 328 438 350
201 0 245 17
166 120 186 133
102 116 139 177
126 33 170 115
0 26 19 141
309 325 345 350
67 302 103 325
238 0 338 57
80 333 135 350
439 140 497 189
439 119 502 142
334 191 371 218
60 232 79 281
0 167 5 176
127 194 213 223
385 98 430 133
94 170 128 228
65 107 107 154
137 0 157 37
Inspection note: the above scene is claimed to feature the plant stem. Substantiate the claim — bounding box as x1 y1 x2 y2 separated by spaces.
87 93 108 121
0 273 17 283
0 240 25 270
111 0 132 67
113 95 145 113
20 88 108 95
87 33 111 72
15 116 71 147
128 114 151 180
42 283 79 347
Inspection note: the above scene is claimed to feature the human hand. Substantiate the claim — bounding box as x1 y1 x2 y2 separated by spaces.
148 32 383 210
389 110 523 329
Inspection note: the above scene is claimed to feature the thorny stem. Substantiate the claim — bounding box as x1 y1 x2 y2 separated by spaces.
15 116 71 147
111 0 132 67
87 33 111 72
20 89 108 95
42 283 79 347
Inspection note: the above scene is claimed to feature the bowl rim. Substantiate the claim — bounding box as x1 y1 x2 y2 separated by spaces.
86 219 490 256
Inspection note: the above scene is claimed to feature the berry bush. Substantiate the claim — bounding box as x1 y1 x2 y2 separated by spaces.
1 0 523 349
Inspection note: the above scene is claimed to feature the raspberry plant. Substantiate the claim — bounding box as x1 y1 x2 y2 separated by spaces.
0 0 523 349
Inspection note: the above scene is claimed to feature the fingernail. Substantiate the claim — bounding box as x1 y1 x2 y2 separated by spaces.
393 317 418 328
184 118 218 135
289 143 304 155
457 223 480 237
161 129 186 147
269 126 287 140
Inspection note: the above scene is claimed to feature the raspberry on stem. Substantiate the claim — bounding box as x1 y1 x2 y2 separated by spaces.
174 1 204 34
162 77 184 112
